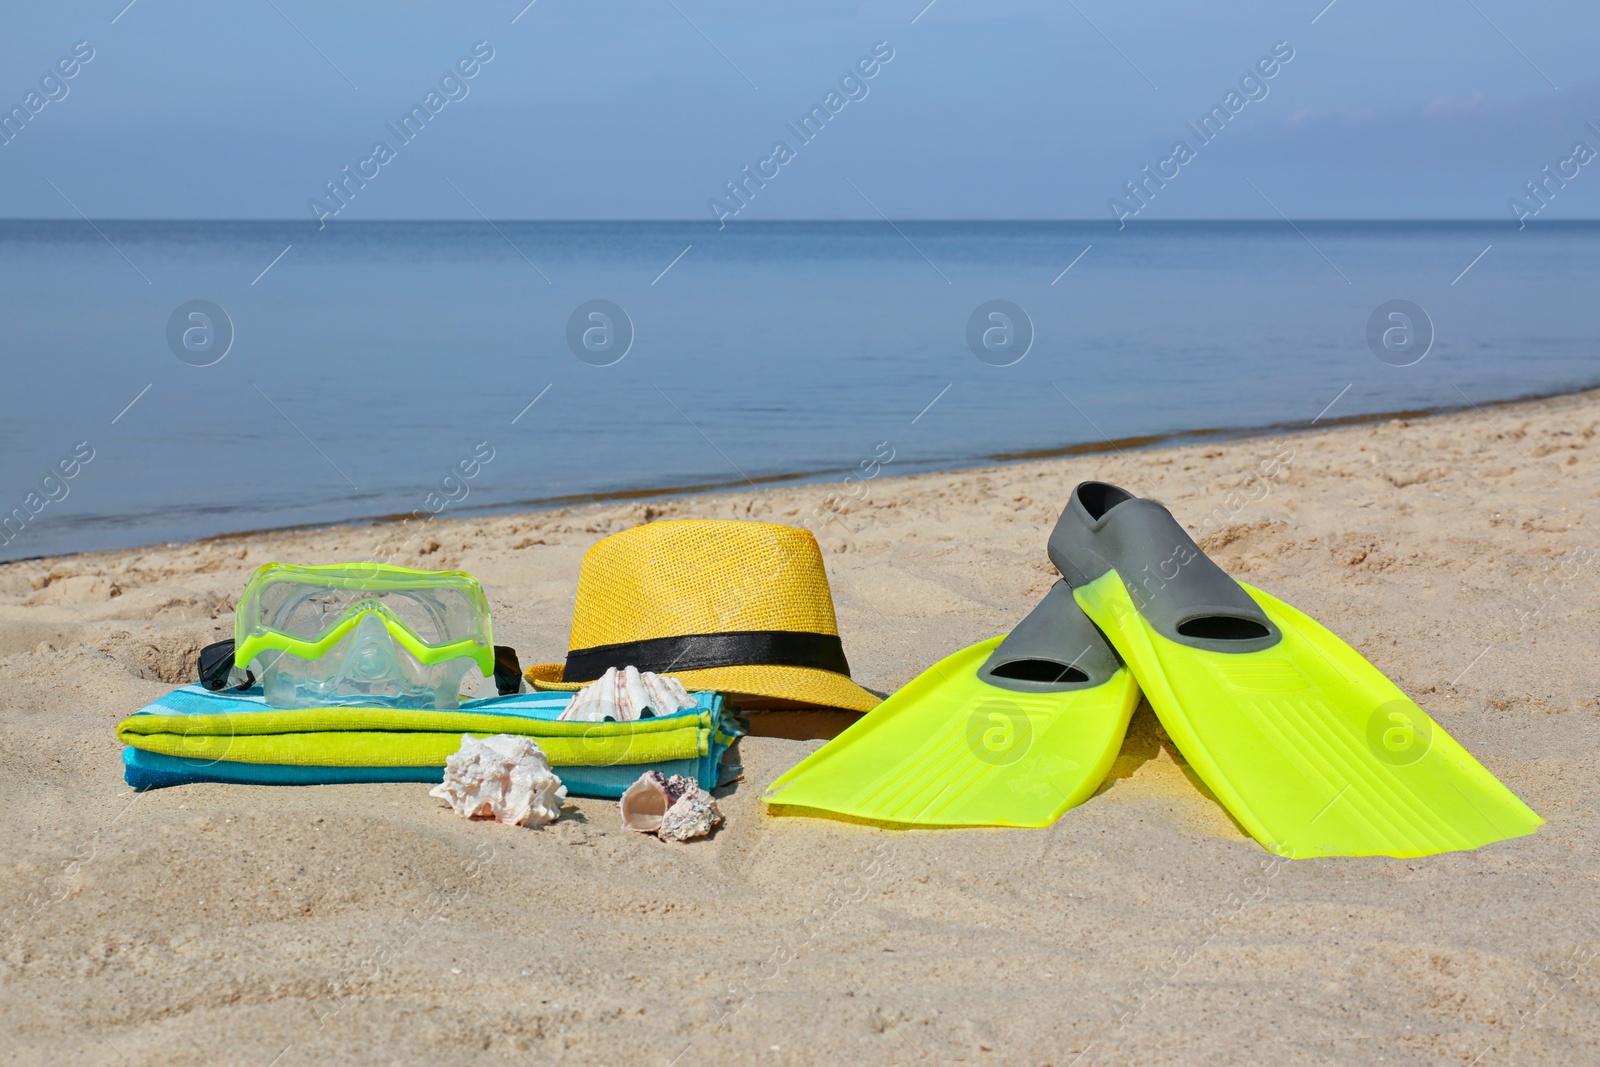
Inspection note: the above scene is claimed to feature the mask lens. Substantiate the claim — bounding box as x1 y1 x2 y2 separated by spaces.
234 563 495 710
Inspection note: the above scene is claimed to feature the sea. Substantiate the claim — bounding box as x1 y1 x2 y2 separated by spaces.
1 219 1595 562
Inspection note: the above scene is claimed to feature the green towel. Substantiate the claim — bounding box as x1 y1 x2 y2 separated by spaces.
117 705 712 768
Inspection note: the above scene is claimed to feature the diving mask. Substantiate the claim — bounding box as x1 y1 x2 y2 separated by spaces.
230 563 498 710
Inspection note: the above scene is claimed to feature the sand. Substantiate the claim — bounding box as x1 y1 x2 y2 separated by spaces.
2 389 1597 1066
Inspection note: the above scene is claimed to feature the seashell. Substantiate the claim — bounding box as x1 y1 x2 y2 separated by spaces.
558 666 698 723
619 770 673 833
659 783 723 843
430 733 567 827
619 769 723 842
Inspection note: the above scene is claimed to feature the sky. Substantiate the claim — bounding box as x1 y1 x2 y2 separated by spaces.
2 0 1599 220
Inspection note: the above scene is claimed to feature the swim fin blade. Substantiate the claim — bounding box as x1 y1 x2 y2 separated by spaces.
1051 481 1543 859
763 581 1139 828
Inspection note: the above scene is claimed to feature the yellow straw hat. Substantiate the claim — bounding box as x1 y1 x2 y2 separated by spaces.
525 519 880 713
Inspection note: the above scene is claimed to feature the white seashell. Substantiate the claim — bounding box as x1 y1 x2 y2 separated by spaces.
618 769 722 842
430 733 567 827
621 667 651 720
643 669 696 716
559 666 698 723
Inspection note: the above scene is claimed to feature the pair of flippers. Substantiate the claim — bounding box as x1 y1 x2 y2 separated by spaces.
763 481 1542 858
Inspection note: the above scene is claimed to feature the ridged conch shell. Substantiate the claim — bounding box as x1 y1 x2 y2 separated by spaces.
430 734 567 827
558 666 697 723
619 770 723 842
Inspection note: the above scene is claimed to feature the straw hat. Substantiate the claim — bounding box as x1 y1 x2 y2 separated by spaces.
525 519 880 712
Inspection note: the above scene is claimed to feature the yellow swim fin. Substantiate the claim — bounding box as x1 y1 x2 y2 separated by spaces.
763 582 1139 827
1051 481 1542 859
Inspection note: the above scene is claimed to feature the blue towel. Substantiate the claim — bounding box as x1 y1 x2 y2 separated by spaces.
120 685 744 795
121 747 726 797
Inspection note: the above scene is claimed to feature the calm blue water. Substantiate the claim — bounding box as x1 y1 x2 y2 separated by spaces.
1 220 1595 562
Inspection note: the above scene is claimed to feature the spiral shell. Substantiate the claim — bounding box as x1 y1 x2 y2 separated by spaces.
430 734 567 827
619 770 723 842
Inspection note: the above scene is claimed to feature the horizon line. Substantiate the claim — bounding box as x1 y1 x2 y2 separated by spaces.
2 216 1595 224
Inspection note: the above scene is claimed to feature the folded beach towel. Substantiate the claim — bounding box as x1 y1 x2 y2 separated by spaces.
116 686 743 795
119 748 727 796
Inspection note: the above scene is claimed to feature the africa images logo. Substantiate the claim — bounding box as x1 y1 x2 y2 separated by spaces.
1107 41 1295 227
307 42 496 228
708 41 896 228
0 41 95 148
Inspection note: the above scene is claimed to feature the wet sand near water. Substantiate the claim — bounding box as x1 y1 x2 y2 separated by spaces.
1 388 1596 1065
